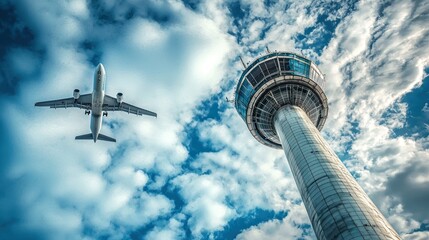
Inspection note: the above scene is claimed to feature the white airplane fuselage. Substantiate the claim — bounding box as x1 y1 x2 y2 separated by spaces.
90 63 106 142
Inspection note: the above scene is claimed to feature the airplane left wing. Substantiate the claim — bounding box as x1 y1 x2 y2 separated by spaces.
35 94 92 109
103 94 157 117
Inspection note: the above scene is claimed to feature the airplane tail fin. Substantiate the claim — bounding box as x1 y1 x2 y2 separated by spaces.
97 133 116 142
75 133 116 142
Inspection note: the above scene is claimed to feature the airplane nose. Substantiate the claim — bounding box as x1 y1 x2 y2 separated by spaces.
97 63 105 74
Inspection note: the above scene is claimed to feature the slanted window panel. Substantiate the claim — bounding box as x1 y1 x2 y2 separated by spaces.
236 79 256 120
261 62 270 77
278 58 285 71
265 59 278 76
290 59 310 78
279 58 291 72
246 74 258 86
250 66 264 86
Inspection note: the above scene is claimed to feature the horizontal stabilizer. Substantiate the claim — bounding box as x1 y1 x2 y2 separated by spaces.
75 133 116 142
97 133 116 142
75 133 93 140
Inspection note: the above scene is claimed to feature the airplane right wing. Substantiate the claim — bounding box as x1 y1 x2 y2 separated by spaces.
35 94 92 109
103 94 157 117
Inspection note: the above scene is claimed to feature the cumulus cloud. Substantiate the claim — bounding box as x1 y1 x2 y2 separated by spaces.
127 19 168 48
173 173 235 236
385 150 429 221
144 214 186 240
403 231 429 240
236 203 313 240
422 103 429 112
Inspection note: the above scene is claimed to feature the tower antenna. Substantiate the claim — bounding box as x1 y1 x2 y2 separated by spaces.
239 56 247 69
225 97 235 103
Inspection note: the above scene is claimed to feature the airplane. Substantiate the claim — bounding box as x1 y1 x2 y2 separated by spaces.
35 63 157 143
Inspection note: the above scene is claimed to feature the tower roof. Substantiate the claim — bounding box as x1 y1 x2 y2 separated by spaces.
234 51 328 148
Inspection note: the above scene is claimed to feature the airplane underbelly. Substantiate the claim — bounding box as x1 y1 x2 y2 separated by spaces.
92 92 104 115
92 102 102 114
90 115 102 135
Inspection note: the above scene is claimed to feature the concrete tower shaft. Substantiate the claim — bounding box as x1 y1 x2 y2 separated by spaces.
234 52 400 239
274 105 400 239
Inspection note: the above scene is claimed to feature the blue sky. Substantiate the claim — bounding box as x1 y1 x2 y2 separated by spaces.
0 0 428 239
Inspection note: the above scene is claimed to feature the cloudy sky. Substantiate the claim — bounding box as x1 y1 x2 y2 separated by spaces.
0 0 428 239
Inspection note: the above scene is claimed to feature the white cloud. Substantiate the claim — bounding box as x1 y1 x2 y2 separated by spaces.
422 103 429 112
383 203 420 234
403 231 429 240
246 20 265 43
236 203 313 240
25 200 83 239
239 1 318 54
240 0 268 19
68 0 89 19
127 19 168 48
144 214 186 240
14 0 88 45
172 173 235 236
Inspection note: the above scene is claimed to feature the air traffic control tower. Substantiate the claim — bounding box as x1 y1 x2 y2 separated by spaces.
234 51 400 239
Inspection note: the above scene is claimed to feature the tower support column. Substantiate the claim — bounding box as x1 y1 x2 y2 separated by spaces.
273 105 400 240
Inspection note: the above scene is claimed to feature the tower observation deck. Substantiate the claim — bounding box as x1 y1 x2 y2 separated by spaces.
234 52 400 239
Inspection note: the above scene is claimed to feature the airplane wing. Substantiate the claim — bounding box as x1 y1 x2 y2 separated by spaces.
35 94 92 109
103 94 157 117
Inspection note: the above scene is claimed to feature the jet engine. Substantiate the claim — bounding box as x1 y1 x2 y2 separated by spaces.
73 89 80 99
116 92 123 103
